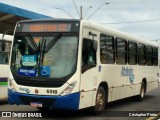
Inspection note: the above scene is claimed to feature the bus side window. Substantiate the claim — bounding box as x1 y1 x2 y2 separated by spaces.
82 38 97 73
138 44 146 65
0 53 8 64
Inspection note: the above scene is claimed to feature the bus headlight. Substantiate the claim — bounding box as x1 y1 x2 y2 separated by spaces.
8 79 16 92
60 81 77 96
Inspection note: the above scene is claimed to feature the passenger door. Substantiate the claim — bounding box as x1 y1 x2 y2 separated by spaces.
79 27 98 109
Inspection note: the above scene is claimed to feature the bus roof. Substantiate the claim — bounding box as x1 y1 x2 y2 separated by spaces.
81 20 158 47
16 18 80 23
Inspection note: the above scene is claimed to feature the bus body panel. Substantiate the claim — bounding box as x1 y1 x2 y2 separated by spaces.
8 89 80 110
8 70 81 109
79 21 159 106
0 86 7 100
99 65 129 101
79 26 99 109
0 34 13 100
8 71 81 95
0 65 9 100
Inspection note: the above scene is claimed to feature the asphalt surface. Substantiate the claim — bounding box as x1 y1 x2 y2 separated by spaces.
0 87 160 120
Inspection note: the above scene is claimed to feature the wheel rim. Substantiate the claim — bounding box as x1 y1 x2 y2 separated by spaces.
95 91 105 111
141 86 145 98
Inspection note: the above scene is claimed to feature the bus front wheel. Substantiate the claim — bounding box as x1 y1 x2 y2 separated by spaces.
91 86 106 114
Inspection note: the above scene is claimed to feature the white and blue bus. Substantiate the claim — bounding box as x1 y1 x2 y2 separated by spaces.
0 34 12 100
8 19 159 112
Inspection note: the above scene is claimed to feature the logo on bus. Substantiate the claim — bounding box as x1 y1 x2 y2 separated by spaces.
19 87 31 93
121 66 135 83
35 89 39 94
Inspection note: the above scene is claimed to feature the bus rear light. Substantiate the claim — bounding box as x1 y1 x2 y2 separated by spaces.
60 81 77 96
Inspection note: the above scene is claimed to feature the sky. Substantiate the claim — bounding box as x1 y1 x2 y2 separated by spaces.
0 0 160 40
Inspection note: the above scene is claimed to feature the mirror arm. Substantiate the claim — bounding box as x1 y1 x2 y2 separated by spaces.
89 31 97 40
2 30 14 40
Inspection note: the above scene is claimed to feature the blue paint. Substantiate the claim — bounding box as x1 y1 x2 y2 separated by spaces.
121 66 135 83
121 66 133 76
8 89 80 110
18 68 36 77
40 66 50 77
129 74 134 84
0 3 51 19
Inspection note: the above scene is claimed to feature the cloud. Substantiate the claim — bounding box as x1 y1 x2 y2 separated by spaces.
0 0 160 40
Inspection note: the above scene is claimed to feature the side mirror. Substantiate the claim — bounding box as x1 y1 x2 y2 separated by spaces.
1 30 13 51
1 33 6 51
82 39 97 68
88 31 97 51
83 39 97 52
82 38 97 74
1 40 5 51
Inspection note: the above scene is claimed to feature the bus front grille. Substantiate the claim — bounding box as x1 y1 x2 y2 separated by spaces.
19 96 56 107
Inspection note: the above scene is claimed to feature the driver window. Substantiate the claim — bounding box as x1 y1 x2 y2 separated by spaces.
82 38 97 73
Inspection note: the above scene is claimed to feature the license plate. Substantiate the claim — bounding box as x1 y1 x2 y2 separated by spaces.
30 102 43 107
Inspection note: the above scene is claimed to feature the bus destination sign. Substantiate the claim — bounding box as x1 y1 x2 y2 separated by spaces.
18 23 72 32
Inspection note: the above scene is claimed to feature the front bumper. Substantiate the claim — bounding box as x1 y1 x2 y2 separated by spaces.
8 89 80 110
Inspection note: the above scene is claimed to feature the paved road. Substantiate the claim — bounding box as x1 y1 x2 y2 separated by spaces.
0 87 160 120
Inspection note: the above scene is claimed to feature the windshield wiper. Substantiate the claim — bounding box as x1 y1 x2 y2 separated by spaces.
44 33 62 53
40 38 46 66
26 34 38 51
35 33 62 76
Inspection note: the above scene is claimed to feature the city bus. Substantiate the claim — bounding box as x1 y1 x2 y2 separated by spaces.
0 33 12 100
8 19 159 112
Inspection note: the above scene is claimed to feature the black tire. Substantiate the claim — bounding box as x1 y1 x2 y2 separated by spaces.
37 107 50 111
137 82 146 101
90 86 106 114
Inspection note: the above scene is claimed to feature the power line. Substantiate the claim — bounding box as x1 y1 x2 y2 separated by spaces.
87 2 109 20
72 0 80 18
55 7 74 19
150 39 160 41
100 19 160 24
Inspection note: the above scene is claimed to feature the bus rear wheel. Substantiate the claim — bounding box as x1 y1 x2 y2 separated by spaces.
137 82 146 101
91 86 106 114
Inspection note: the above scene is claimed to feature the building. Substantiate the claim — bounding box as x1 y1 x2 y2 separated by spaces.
0 3 52 34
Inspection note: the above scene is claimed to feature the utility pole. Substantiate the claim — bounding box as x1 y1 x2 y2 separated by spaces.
59 0 109 20
80 6 83 20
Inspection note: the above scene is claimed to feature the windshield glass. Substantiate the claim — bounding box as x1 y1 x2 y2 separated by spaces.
11 33 78 78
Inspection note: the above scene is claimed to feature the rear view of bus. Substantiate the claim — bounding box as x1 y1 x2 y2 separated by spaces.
8 19 82 110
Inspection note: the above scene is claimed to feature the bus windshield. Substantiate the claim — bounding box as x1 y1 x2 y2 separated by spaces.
11 33 78 78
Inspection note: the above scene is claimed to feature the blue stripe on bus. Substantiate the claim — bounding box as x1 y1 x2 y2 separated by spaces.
8 89 80 110
0 78 8 82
